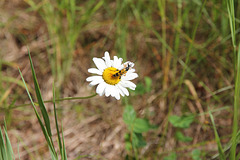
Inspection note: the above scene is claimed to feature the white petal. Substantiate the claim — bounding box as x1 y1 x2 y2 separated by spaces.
104 51 111 67
127 61 134 67
114 88 120 100
112 86 120 100
88 68 102 75
105 84 111 97
86 76 102 82
110 86 117 98
119 64 124 70
89 78 104 86
112 56 117 68
93 58 107 72
96 82 106 96
118 84 129 96
116 58 123 69
120 80 136 90
122 73 138 81
128 68 136 73
116 84 124 96
112 56 121 68
110 60 114 67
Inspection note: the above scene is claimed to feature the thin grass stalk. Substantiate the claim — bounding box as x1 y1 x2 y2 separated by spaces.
209 110 226 160
226 0 236 49
157 0 168 92
173 0 182 79
226 0 237 71
226 0 238 159
61 125 67 160
9 93 98 110
230 43 240 159
52 83 63 159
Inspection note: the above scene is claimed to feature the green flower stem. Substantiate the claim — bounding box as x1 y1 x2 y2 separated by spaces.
8 93 98 110
44 93 98 103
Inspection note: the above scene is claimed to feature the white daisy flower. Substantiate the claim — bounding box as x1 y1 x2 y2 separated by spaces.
86 51 138 100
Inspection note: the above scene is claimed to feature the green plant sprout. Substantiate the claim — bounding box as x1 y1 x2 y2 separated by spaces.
123 105 157 159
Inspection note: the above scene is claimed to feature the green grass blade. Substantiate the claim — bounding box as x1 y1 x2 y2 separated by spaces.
62 125 67 160
3 126 14 160
237 151 240 160
209 110 226 160
50 146 58 160
231 43 240 159
18 68 57 158
27 50 52 138
212 130 240 159
0 127 7 160
226 0 236 49
53 83 63 158
227 0 238 158
12 93 97 110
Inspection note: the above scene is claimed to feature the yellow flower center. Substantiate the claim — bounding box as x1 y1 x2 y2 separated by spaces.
102 67 121 85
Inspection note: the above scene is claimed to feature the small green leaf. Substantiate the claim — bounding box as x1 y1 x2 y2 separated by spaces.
124 133 130 141
175 131 192 142
125 141 132 151
135 83 145 95
191 149 201 160
169 115 195 128
124 133 132 151
123 105 136 125
132 132 146 148
133 118 151 133
125 132 147 150
163 152 177 160
135 76 152 95
144 76 152 92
